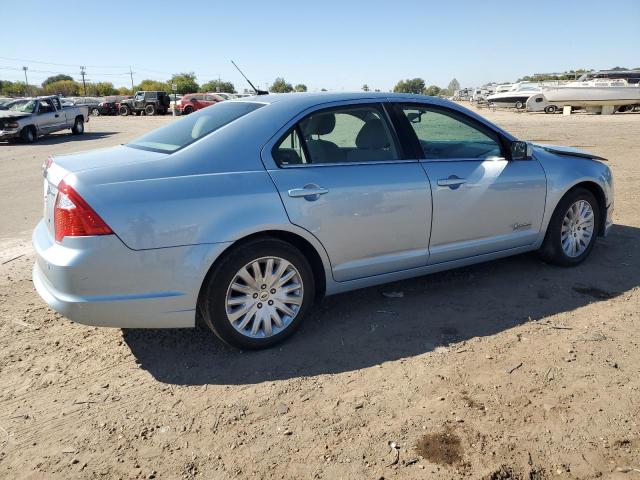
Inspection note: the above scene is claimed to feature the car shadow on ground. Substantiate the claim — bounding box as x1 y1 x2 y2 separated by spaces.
0 131 118 146
123 224 640 386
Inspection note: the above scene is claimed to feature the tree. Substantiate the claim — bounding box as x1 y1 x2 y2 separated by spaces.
294 83 307 92
43 80 80 96
270 77 293 93
135 79 169 93
85 82 117 96
169 72 199 94
447 78 460 95
362 84 370 91
117 86 133 95
424 85 442 97
200 79 236 93
393 78 425 94
42 74 73 87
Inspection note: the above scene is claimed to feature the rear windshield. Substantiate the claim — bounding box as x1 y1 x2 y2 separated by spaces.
127 101 264 153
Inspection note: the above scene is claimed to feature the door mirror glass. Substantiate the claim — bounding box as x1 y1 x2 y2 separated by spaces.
510 141 533 160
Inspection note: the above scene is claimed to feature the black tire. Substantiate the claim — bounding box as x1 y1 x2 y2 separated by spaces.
20 126 36 143
71 117 84 135
544 105 557 114
119 105 130 116
538 188 600 267
200 238 315 349
91 108 100 116
182 105 194 115
144 104 156 116
515 101 524 110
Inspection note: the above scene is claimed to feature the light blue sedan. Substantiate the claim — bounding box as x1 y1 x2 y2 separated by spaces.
33 92 614 349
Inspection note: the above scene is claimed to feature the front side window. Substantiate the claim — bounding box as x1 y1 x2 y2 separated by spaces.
128 101 264 153
400 106 501 159
274 104 399 165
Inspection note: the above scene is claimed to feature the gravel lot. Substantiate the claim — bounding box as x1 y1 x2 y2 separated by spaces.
1 109 639 480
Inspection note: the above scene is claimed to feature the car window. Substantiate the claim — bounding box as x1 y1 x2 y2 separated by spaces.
273 128 309 166
287 104 398 164
39 99 55 113
400 106 501 159
128 101 264 153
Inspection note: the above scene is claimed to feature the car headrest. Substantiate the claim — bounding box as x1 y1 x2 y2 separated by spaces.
303 113 336 136
356 119 389 149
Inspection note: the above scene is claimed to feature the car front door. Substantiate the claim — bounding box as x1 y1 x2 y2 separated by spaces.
264 102 432 282
35 99 60 134
395 103 546 264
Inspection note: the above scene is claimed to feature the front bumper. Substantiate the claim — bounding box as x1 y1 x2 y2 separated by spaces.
0 129 19 140
32 220 230 328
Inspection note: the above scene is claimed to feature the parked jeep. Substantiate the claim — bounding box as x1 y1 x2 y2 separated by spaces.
118 91 170 116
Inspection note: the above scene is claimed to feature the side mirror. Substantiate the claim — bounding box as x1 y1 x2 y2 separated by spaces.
510 141 533 160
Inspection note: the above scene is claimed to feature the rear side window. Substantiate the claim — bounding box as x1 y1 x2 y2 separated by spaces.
128 101 264 153
273 104 399 165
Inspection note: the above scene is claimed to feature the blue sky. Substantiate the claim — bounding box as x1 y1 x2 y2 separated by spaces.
1 0 638 91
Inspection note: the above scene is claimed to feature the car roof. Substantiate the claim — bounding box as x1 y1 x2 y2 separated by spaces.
225 92 515 142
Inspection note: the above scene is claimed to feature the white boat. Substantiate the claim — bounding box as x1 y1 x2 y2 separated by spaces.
542 80 640 108
486 82 541 109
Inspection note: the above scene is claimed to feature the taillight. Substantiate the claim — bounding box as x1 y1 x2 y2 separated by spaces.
54 180 113 242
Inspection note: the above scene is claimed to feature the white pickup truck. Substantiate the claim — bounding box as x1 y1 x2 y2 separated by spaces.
0 95 89 143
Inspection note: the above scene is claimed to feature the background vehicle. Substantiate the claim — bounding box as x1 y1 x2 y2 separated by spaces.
0 95 88 143
177 93 225 114
91 95 130 116
118 91 170 116
0 98 29 110
33 93 613 350
168 94 183 112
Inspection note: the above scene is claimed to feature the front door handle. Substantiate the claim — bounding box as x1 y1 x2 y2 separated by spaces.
437 176 467 189
288 184 329 201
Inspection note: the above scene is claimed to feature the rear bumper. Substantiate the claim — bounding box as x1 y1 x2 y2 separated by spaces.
32 220 230 328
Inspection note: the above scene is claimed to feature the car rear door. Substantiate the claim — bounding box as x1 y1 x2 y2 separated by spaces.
263 101 432 282
392 102 546 264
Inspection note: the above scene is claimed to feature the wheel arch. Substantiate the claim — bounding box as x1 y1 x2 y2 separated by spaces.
554 181 608 236
196 229 330 315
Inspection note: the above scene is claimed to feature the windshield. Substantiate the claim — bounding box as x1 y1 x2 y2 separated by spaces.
7 100 35 113
128 101 264 153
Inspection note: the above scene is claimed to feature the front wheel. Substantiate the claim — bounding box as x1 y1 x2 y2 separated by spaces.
118 105 130 116
20 126 36 143
515 100 525 109
539 188 600 266
200 239 315 349
544 105 557 114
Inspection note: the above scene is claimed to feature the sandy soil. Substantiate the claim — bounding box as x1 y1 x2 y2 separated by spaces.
0 108 639 480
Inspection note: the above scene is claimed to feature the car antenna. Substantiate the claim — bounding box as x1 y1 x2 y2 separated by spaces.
231 60 269 95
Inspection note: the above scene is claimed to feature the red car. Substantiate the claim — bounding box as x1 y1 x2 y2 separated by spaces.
177 93 225 114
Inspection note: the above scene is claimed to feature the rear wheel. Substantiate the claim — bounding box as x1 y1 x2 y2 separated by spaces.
183 105 194 115
144 104 156 116
515 100 525 109
539 188 599 266
544 105 557 114
200 239 315 349
20 126 36 143
71 117 84 135
91 107 100 116
118 105 130 116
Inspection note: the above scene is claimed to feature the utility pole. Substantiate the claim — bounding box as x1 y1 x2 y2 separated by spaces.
22 66 29 96
129 66 134 93
80 66 87 97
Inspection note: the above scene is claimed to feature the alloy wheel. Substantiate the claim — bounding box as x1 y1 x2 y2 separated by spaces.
225 256 304 338
560 200 595 257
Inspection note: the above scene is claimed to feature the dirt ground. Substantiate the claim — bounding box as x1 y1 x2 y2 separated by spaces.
0 108 639 480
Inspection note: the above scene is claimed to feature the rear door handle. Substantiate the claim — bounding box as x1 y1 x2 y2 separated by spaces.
437 176 467 189
288 184 329 200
